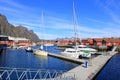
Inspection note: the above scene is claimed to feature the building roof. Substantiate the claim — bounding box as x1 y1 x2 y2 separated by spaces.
8 36 29 41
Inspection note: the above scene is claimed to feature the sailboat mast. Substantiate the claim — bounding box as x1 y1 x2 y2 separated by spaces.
72 1 77 47
42 10 44 43
40 11 44 50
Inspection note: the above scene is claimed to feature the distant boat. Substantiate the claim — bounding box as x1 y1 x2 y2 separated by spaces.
44 43 54 46
25 46 33 52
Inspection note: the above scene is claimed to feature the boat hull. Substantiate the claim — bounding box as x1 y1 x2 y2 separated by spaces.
34 50 48 56
25 49 33 52
61 52 79 58
25 47 33 52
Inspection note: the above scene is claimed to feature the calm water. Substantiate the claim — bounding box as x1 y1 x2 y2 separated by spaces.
0 45 79 71
96 53 120 80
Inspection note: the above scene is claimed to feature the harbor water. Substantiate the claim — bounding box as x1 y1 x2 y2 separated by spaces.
0 45 79 71
96 53 120 80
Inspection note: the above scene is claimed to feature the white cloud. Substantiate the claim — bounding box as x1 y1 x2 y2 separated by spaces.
0 0 33 11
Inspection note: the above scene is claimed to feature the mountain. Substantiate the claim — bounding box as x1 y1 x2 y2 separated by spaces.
0 14 40 42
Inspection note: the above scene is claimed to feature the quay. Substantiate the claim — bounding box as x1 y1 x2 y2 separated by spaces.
62 51 117 80
48 53 85 64
48 51 117 80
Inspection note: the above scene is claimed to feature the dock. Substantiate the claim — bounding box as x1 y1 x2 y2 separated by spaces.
61 51 117 80
48 53 85 64
48 52 117 80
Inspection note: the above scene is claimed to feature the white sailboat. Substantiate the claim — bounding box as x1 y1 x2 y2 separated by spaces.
33 11 48 56
61 1 93 58
60 1 80 58
61 48 80 58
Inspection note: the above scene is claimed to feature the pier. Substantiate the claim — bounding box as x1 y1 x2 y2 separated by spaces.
48 53 85 64
62 51 117 80
48 51 117 80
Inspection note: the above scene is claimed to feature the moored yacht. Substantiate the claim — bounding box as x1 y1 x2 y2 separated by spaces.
33 11 48 56
33 49 48 56
60 1 80 58
33 44 48 56
60 47 92 58
61 48 80 58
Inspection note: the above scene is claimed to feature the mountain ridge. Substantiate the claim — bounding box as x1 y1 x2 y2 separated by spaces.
0 14 40 42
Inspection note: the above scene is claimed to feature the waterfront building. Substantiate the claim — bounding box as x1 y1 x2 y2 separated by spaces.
0 35 9 52
0 35 33 48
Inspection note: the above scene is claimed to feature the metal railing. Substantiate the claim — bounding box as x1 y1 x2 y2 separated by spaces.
0 67 76 80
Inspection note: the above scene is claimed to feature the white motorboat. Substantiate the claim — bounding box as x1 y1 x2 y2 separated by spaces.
25 46 33 52
61 48 80 58
71 44 96 58
61 47 92 58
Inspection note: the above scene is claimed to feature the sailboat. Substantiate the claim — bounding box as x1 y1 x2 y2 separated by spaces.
60 1 80 58
33 11 48 56
61 1 92 58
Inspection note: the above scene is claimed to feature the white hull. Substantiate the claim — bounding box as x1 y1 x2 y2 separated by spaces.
60 48 80 58
33 50 48 56
61 52 79 58
61 47 92 58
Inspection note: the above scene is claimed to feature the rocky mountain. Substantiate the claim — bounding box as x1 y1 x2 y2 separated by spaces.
0 14 40 42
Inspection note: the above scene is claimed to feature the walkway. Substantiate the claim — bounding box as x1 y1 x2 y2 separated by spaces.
63 51 117 80
48 53 85 64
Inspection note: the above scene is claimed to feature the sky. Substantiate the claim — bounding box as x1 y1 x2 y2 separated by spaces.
0 0 120 40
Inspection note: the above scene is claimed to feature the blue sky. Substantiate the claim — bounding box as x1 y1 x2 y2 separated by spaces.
0 0 120 40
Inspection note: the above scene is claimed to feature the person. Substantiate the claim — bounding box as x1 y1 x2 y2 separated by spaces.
85 60 88 68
